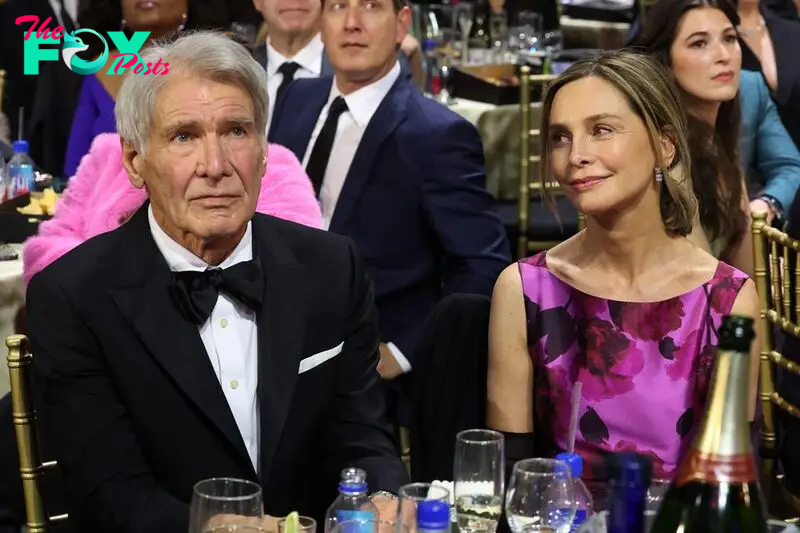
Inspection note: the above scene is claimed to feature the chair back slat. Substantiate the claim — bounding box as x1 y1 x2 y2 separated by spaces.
6 334 65 532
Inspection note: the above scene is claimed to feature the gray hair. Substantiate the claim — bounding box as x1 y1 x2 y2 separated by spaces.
115 31 269 154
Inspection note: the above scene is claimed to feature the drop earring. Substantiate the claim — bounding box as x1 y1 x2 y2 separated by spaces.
177 12 188 32
655 167 664 183
120 18 127 31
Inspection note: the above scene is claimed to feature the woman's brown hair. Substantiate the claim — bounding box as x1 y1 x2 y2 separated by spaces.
631 0 745 248
539 50 698 236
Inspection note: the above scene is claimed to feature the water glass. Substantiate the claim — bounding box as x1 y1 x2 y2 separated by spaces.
397 482 451 531
643 478 669 531
189 478 264 533
505 459 575 533
278 516 317 533
454 429 505 533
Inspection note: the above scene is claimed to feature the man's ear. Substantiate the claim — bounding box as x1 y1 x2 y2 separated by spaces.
122 139 145 189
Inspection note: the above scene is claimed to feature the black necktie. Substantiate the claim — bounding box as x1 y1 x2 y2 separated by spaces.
275 62 300 105
306 96 349 196
170 261 265 325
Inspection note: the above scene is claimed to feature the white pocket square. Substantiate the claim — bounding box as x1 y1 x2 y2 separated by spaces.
298 342 344 374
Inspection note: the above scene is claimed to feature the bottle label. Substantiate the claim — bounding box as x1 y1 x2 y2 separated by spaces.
335 510 376 533
674 449 758 487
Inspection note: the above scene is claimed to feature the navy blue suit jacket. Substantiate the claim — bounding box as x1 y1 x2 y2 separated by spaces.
269 77 511 363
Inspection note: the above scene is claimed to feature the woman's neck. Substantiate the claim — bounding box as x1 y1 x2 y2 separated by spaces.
581 200 678 282
686 97 721 127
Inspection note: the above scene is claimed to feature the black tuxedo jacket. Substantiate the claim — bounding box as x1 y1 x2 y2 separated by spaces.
26 206 408 533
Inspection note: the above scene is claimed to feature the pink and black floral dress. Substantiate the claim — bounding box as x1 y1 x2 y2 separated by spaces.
519 252 748 497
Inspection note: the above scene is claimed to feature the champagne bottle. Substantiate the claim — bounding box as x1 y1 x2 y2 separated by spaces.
650 315 767 533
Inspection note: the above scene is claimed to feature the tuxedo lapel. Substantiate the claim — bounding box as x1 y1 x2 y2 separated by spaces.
251 215 308 481
329 80 410 233
109 206 256 478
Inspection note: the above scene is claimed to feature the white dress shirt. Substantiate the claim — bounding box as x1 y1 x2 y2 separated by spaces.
265 33 325 132
301 61 412 373
148 207 261 471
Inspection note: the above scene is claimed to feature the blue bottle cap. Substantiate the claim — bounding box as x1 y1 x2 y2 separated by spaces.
556 452 583 478
12 140 28 154
417 500 450 529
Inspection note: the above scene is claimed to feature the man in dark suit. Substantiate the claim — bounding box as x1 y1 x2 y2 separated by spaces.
268 0 511 423
26 31 407 533
251 0 420 134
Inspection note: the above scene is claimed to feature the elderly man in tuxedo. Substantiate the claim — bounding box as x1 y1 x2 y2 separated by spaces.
25 31 408 533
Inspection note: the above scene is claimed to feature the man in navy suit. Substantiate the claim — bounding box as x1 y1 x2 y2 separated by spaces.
269 0 511 422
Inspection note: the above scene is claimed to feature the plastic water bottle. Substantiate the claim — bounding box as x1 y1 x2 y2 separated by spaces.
417 500 450 533
556 453 593 532
0 155 7 203
324 467 378 533
7 140 34 197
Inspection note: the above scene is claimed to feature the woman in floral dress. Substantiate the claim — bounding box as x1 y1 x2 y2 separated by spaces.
486 50 760 505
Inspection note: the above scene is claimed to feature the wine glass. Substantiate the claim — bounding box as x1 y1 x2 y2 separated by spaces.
454 429 505 533
397 482 451 532
189 478 264 533
505 459 575 533
453 3 474 63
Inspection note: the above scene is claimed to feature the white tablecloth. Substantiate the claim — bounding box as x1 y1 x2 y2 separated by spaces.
0 244 24 397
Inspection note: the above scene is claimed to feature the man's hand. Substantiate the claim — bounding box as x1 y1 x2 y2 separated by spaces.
750 199 775 225
377 343 404 380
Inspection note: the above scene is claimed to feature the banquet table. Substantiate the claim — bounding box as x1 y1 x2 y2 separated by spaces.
0 244 24 397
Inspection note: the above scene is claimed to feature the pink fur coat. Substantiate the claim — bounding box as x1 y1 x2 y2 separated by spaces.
23 133 323 285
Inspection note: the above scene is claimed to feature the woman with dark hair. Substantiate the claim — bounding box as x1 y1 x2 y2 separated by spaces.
632 0 761 275
62 0 233 178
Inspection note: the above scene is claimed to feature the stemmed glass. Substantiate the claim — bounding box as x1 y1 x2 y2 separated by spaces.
454 3 474 64
189 478 264 533
454 429 505 533
505 459 575 533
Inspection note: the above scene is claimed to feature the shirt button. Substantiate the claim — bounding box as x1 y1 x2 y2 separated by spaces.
220 318 228 328
230 380 239 390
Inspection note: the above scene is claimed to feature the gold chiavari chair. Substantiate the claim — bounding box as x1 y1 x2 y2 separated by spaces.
6 335 67 533
752 211 800 519
518 66 586 259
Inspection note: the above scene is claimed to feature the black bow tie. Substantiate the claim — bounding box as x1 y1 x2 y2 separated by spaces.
170 260 265 324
